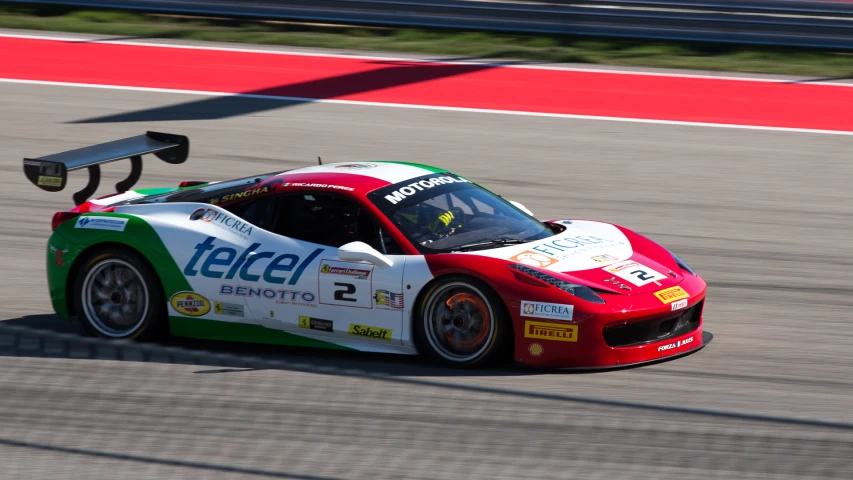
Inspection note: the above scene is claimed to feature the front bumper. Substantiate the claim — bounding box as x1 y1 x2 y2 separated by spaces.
511 274 708 369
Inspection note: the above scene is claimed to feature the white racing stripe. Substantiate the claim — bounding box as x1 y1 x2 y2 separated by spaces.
2 77 852 136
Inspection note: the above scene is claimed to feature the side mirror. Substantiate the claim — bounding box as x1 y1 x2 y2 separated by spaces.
509 200 535 217
338 241 394 269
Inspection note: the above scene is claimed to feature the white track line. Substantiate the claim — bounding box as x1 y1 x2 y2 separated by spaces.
2 32 853 87
2 77 851 136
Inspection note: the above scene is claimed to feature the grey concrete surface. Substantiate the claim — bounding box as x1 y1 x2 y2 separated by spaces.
1 80 852 478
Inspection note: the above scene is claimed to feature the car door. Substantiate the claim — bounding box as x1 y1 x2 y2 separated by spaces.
226 191 407 349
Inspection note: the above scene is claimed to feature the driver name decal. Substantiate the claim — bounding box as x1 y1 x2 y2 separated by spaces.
383 176 469 204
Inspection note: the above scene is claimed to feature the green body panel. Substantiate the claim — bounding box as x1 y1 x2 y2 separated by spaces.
49 212 192 321
46 230 80 321
50 212 354 350
170 317 355 350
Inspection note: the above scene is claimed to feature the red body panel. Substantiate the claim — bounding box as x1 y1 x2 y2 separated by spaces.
421 228 707 369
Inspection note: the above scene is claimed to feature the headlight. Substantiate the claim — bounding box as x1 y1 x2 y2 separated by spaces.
668 250 697 276
509 264 605 304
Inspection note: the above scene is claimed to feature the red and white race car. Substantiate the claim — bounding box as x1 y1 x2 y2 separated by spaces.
27 132 708 368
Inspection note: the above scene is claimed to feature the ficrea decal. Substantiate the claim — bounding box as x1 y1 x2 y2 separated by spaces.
170 292 211 316
509 250 558 268
199 208 254 239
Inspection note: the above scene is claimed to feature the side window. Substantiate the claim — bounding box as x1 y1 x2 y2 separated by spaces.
273 193 402 252
220 196 278 231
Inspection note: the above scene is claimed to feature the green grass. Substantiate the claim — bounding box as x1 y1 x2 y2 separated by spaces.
3 3 853 76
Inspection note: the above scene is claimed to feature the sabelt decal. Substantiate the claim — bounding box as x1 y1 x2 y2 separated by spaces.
603 260 667 287
299 315 334 332
528 343 544 357
170 292 211 316
657 336 694 352
510 250 558 268
23 160 41 167
520 301 574 321
524 321 578 342
37 175 62 187
199 208 254 239
213 301 244 317
671 298 688 311
75 216 129 232
219 285 316 306
183 237 323 285
348 324 392 341
654 286 690 304
383 175 470 205
374 290 404 309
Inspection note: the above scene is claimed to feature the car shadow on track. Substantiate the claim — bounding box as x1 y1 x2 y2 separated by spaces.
0 314 530 378
68 56 534 124
1 315 711 377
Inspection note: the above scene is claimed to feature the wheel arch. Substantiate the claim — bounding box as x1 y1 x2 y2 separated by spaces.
65 241 167 318
410 270 516 358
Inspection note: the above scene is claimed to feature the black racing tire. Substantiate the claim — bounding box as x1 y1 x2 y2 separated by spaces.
414 275 511 368
72 247 166 341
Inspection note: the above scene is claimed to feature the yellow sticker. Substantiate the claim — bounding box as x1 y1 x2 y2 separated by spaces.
37 176 62 187
524 321 578 343
654 286 690 304
348 324 392 341
170 292 210 316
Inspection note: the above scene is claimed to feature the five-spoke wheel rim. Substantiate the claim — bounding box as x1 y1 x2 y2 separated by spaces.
82 259 149 338
424 282 495 363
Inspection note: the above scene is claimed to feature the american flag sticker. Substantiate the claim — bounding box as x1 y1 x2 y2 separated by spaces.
374 290 404 309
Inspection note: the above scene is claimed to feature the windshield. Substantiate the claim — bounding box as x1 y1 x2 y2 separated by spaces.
368 173 553 253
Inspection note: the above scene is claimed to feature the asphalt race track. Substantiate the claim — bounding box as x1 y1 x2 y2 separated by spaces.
1 43 853 477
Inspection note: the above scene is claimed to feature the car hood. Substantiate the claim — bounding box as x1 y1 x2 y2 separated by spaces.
463 220 682 294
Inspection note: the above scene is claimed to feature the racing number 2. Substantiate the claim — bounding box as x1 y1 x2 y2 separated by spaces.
334 283 357 302
629 270 653 281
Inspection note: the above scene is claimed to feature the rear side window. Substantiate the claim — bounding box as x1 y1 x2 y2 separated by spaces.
221 192 403 254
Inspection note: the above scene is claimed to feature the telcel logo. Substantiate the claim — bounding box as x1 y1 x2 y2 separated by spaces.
183 236 323 285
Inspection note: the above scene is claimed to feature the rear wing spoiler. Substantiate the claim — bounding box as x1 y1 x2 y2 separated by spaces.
23 131 189 205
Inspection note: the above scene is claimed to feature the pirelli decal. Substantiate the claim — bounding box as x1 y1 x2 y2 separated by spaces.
654 286 690 304
523 321 578 343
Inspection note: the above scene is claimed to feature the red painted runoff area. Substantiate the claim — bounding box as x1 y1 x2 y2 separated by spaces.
1 36 851 131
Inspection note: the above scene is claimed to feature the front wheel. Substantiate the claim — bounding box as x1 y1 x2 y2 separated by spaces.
414 276 510 368
72 247 166 341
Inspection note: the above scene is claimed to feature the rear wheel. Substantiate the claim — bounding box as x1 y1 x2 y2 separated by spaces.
73 248 166 341
414 276 510 368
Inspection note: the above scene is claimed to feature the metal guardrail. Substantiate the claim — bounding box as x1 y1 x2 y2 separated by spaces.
1 322 853 479
9 0 853 49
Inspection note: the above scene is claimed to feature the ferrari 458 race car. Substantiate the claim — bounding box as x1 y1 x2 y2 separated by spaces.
24 131 708 368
